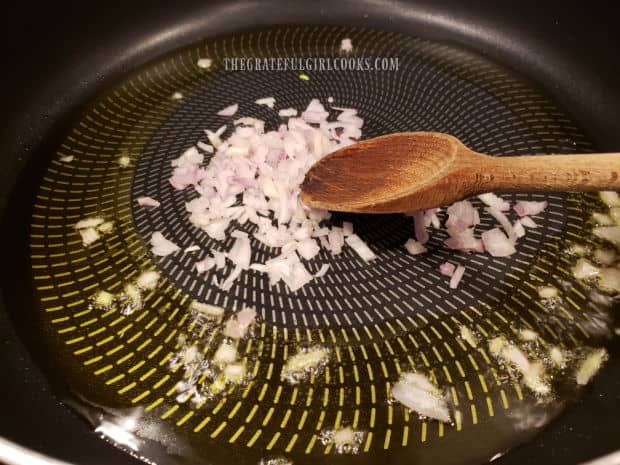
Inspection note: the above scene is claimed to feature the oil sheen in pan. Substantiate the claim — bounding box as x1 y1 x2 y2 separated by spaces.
25 24 615 465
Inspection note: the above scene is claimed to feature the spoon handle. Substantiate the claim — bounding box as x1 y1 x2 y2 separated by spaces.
477 152 620 193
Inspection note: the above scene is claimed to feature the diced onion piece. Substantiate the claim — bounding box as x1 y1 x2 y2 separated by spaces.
423 208 441 228
520 216 538 228
549 347 566 368
342 222 354 236
444 228 484 253
592 212 614 226
478 193 510 211
253 252 315 292
439 262 455 277
593 226 620 245
297 238 320 260
213 342 237 365
314 264 330 278
150 232 180 256
171 91 183 100
572 258 600 280
412 211 429 244
513 200 548 217
118 155 131 167
538 286 559 299
446 200 479 232
171 146 203 167
228 232 251 269
576 348 608 385
568 243 589 256
190 301 224 319
597 267 620 293
178 343 199 366
120 284 142 315
481 228 516 257
217 104 239 117
301 99 329 123
330 426 362 453
593 248 616 265
391 372 450 422
340 38 353 52
255 97 275 108
184 245 201 253
93 290 115 308
75 217 105 229
488 337 506 356
404 239 427 256
449 265 466 289
490 337 550 395
599 191 619 207
282 346 330 384
609 207 620 224
486 207 518 243
460 326 478 347
79 227 100 246
136 270 160 290
220 265 242 291
197 141 214 153
223 363 246 383
327 228 344 255
278 108 298 117
209 374 227 394
223 307 257 339
513 220 526 238
521 361 551 395
137 196 160 208
345 234 377 262
97 221 114 234
60 155 74 162
197 58 212 69
519 329 538 341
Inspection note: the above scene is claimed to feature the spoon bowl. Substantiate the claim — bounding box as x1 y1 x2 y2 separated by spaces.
301 131 620 213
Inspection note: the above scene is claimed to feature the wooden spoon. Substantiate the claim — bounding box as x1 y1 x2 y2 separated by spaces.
300 131 620 213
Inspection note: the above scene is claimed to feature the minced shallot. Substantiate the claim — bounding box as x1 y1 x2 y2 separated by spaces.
514 200 548 217
449 265 466 289
164 98 548 292
217 104 239 117
137 196 160 208
151 232 180 257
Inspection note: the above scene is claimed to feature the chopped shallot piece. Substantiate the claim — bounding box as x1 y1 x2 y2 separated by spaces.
136 196 160 208
391 372 451 422
412 211 429 244
520 216 538 228
217 104 239 117
340 38 353 52
79 228 100 246
278 108 298 117
255 97 275 108
439 262 456 277
223 307 257 339
404 239 427 255
75 217 104 230
150 232 180 256
478 193 511 211
481 228 516 257
345 235 377 262
197 58 212 69
449 265 466 289
514 200 548 217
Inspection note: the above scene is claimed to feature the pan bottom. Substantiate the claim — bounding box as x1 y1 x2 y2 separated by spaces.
22 24 616 465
